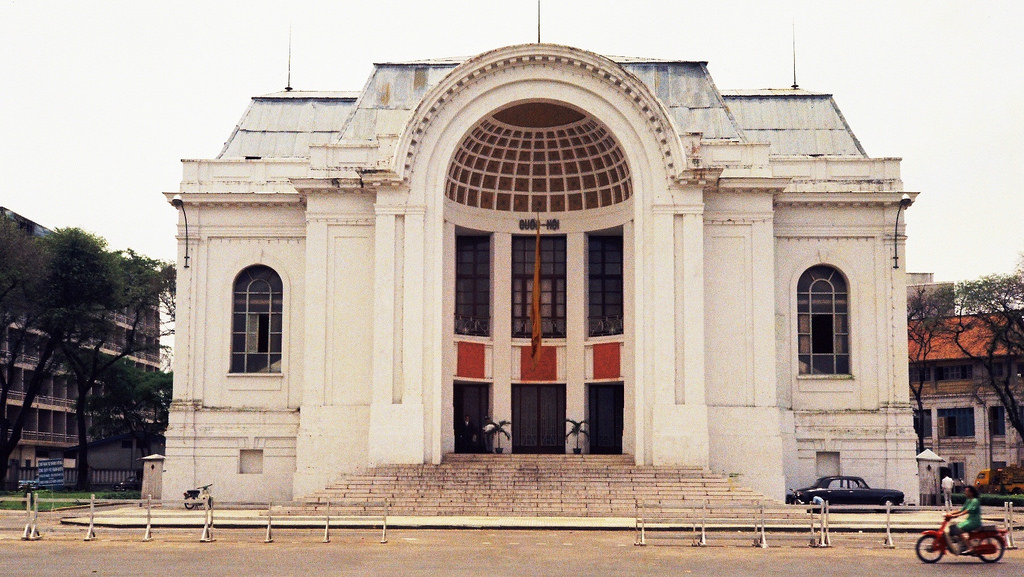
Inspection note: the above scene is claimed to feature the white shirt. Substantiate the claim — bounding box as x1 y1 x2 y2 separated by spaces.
941 476 954 492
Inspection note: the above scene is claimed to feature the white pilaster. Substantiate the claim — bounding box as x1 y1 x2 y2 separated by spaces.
565 232 586 449
492 233 513 436
402 208 426 405
371 208 396 406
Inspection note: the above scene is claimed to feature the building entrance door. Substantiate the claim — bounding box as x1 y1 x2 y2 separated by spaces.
512 384 566 454
588 384 623 454
453 383 489 453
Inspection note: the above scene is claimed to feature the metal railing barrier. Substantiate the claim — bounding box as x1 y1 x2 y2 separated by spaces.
1 494 384 545
143 494 153 542
264 500 273 544
883 501 894 549
84 494 97 541
22 492 41 540
1005 501 1017 549
634 500 818 549
323 500 331 543
200 492 214 543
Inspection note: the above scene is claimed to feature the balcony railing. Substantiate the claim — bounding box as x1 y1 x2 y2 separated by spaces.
13 430 77 445
511 318 567 339
454 315 491 337
588 315 624 337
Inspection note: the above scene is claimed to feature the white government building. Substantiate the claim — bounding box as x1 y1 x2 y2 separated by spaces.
165 44 918 503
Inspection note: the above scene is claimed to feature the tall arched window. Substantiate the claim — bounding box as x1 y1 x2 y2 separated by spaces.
797 265 849 375
231 265 283 373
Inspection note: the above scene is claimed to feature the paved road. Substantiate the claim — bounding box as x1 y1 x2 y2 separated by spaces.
2 526 1022 576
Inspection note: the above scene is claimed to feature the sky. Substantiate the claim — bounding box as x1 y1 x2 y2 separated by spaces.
1 0 1022 282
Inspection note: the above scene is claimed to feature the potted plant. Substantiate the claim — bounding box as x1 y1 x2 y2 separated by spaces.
565 418 589 454
483 420 511 453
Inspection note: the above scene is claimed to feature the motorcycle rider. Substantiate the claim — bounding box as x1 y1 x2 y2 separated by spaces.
945 485 982 553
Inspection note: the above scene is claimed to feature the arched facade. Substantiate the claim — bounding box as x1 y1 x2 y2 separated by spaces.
164 44 918 504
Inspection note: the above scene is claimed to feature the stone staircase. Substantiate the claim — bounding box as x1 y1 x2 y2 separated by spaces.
305 454 779 517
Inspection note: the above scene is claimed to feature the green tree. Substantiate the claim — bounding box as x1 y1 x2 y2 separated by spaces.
87 359 171 455
38 230 169 489
0 219 61 485
951 267 1024 440
907 283 954 453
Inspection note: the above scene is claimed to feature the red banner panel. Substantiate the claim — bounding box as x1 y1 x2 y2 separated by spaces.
592 342 620 380
520 345 557 381
457 341 486 379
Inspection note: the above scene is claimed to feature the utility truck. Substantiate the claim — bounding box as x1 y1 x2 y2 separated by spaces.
975 466 1024 494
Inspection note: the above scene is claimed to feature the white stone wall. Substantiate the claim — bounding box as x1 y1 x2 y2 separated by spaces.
165 45 919 505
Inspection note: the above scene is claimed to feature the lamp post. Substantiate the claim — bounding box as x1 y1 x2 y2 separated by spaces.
170 194 190 269
892 193 912 269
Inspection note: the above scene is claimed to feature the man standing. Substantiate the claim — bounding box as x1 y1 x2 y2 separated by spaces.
941 474 954 509
456 415 474 453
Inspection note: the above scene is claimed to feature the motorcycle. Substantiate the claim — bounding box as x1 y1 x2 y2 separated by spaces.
915 515 1006 563
183 483 213 510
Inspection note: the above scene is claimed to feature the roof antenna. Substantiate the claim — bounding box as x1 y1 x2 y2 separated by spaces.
537 0 541 44
285 25 293 92
791 20 799 90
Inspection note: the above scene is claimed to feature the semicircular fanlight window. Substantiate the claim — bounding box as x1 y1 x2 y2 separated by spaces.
445 102 632 212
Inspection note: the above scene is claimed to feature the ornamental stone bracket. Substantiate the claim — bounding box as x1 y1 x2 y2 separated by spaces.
291 170 408 198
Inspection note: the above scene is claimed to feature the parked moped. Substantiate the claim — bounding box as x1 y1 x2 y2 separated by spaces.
915 515 1006 563
183 483 213 510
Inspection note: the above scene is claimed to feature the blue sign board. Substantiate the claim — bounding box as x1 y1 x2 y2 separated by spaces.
37 458 64 490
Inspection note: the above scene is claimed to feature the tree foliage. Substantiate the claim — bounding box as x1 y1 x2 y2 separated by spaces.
87 359 171 453
907 283 954 453
0 223 173 488
0 219 61 485
951 268 1024 439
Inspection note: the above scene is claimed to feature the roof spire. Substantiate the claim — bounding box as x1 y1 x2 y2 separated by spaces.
791 20 799 90
285 25 293 92
537 0 541 44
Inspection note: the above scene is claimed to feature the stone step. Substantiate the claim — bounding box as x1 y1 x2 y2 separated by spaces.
300 454 778 517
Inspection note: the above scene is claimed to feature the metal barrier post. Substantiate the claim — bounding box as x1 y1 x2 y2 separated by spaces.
21 492 32 540
21 492 42 541
692 501 706 547
1006 502 1017 549
752 503 767 548
84 494 97 541
379 499 388 544
322 500 331 543
634 500 646 546
808 504 817 547
882 502 894 548
143 495 153 542
820 501 831 547
200 493 214 542
264 501 274 544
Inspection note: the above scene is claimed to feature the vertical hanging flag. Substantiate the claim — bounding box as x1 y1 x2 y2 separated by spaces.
531 214 543 368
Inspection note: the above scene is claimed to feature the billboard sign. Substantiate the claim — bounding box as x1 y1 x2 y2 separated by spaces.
37 458 65 490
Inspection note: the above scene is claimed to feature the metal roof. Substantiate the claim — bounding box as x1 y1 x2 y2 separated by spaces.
218 91 359 159
721 90 867 157
215 57 871 160
620 62 742 140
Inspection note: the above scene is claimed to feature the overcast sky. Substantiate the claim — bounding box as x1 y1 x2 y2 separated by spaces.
2 0 1021 282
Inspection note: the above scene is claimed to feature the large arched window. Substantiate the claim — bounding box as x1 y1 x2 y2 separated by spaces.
231 265 283 373
797 265 849 375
